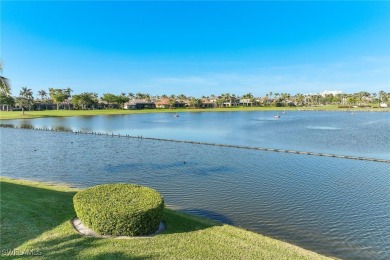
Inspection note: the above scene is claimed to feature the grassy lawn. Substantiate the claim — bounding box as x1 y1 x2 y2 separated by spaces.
1 105 388 120
0 107 294 120
0 177 332 259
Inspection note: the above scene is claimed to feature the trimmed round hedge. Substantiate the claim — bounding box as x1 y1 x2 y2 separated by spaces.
73 183 164 236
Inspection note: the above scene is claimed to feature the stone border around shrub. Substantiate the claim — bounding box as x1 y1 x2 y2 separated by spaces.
71 217 166 239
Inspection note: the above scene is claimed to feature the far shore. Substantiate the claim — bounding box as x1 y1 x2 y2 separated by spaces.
1 105 389 120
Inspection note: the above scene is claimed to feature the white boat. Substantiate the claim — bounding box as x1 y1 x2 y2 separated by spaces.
174 113 179 117
274 112 280 118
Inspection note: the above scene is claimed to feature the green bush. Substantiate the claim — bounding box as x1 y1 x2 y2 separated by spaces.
73 183 164 236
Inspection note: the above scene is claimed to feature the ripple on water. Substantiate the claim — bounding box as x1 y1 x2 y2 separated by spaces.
306 126 341 130
1 127 390 259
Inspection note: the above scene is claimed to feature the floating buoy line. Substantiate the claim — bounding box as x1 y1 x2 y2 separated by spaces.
1 124 389 164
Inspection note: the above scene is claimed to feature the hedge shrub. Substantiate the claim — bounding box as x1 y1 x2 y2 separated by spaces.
73 183 164 236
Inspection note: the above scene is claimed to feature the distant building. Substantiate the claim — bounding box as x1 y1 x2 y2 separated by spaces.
222 97 240 107
239 98 253 106
320 90 343 97
155 98 170 109
201 100 217 108
124 99 155 109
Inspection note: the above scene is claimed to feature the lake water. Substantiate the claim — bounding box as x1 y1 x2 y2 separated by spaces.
2 111 390 160
1 111 389 259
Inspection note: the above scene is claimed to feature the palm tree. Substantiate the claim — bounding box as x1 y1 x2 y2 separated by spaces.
0 94 15 111
128 92 135 99
169 98 176 109
371 93 377 105
49 88 71 110
295 93 305 106
0 62 13 110
37 90 47 110
64 87 73 110
0 62 11 96
18 87 34 114
0 76 11 95
379 90 387 103
223 93 232 106
190 98 203 108
242 93 254 106
38 90 47 100
177 94 187 101
273 93 280 106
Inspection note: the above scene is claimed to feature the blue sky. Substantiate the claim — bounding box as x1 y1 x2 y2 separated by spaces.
2 1 390 97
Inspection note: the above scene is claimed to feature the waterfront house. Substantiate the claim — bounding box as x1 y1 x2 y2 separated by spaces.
222 97 240 107
124 99 156 109
239 98 253 106
201 100 217 108
155 98 170 109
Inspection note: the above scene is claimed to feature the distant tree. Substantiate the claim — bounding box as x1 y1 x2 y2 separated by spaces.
242 93 254 99
0 63 13 110
0 76 11 95
177 94 187 101
334 94 342 104
347 95 357 106
133 92 150 101
371 92 377 104
0 62 11 96
295 93 305 106
64 87 73 110
101 93 118 108
49 88 70 110
379 90 388 103
274 93 280 101
189 98 203 108
72 92 98 110
17 87 34 114
168 98 176 109
117 94 130 109
242 93 255 106
0 93 15 111
216 95 224 107
127 92 135 99
37 90 48 110
38 90 47 101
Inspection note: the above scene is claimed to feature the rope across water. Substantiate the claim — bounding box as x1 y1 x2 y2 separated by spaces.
1 124 389 164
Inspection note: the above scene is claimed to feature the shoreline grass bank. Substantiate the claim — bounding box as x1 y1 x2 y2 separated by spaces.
1 105 389 120
0 177 332 259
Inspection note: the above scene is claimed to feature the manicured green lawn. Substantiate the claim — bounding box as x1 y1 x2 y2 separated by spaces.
0 107 291 120
0 177 332 259
1 105 387 120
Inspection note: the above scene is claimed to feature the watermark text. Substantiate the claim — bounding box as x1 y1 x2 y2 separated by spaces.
1 248 42 256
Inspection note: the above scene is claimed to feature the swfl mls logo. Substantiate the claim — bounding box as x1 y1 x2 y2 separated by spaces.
1 249 42 256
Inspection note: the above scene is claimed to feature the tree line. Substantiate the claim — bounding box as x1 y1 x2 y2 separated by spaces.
1 86 389 113
1 68 389 113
